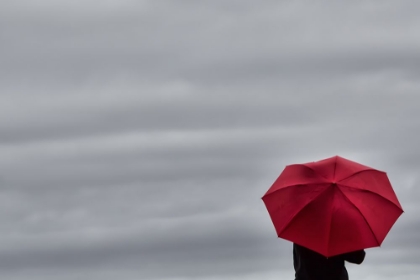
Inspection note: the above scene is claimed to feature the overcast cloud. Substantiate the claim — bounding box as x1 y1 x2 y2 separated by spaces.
0 1 419 279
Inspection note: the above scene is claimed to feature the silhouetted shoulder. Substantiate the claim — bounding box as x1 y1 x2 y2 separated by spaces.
342 250 366 264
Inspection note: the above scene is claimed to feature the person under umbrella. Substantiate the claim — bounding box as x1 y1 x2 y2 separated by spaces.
293 243 365 280
262 156 403 280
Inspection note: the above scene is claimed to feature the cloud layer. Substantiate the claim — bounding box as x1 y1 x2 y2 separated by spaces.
0 1 419 279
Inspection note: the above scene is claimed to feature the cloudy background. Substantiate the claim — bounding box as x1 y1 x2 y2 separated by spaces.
0 1 419 279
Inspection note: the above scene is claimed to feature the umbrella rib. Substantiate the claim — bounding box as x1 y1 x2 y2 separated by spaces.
337 169 386 183
266 184 328 236
263 181 329 196
337 183 403 211
262 183 329 202
336 187 381 247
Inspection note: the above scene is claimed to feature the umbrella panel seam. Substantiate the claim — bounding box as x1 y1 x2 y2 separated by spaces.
337 183 403 211
263 181 329 197
336 169 387 184
336 186 381 247
273 184 332 237
263 184 331 237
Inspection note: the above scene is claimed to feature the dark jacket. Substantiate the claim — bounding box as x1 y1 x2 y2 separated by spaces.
293 243 365 280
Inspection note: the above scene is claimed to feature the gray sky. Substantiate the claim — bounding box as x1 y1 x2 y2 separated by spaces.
0 1 419 279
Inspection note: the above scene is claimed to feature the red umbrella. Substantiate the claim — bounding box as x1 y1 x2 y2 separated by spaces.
262 155 403 257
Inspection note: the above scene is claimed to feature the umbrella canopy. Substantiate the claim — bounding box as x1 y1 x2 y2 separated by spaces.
262 155 403 257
